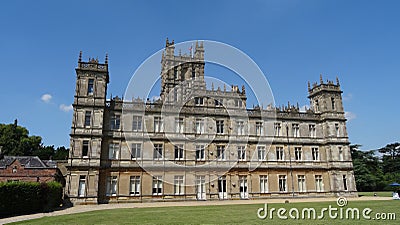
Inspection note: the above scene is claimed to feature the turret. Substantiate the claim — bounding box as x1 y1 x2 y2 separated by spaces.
308 75 344 113
160 38 206 102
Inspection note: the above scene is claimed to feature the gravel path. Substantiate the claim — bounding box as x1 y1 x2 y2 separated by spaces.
0 196 392 224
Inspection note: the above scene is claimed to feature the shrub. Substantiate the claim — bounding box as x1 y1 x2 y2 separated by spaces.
0 181 63 217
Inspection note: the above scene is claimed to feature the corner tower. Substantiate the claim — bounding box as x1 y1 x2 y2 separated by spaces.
66 52 109 204
308 75 344 114
308 75 356 196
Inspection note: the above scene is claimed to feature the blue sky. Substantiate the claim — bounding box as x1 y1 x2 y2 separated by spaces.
0 0 399 151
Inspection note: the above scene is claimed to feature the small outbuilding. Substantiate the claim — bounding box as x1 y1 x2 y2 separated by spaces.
0 156 64 184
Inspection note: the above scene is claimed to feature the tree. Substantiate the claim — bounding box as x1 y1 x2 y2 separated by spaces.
0 120 42 156
32 145 55 160
379 142 400 183
350 144 385 191
53 146 69 160
0 121 69 160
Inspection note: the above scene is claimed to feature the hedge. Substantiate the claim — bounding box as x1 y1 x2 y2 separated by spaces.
0 181 63 217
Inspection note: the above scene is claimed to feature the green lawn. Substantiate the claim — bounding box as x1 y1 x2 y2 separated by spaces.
358 191 393 197
11 200 400 225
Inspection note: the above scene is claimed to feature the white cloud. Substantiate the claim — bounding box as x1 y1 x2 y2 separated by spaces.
41 94 52 103
345 111 357 121
59 104 73 112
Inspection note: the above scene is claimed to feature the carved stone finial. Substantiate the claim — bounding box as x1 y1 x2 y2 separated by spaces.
105 53 108 64
172 39 174 45
242 85 246 94
308 81 311 91
166 38 169 47
223 84 226 92
212 83 214 91
320 74 323 84
78 51 82 63
336 76 340 86
196 41 199 49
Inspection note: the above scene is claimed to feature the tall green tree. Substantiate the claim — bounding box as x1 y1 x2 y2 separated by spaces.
379 142 400 183
350 144 385 191
0 120 69 160
0 120 42 156
53 146 69 160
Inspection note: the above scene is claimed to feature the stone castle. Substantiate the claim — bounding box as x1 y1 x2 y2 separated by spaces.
66 39 357 204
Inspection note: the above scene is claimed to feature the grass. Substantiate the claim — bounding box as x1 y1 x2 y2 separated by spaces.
10 200 400 225
358 191 393 197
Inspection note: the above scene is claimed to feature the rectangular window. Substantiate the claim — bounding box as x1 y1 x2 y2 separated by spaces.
331 97 335 110
217 145 225 160
152 176 163 195
78 175 86 197
196 145 205 160
174 144 184 160
131 143 141 159
191 66 196 78
339 147 343 161
195 119 204 134
174 175 184 195
107 176 118 196
129 176 140 196
194 97 204 105
237 146 246 161
276 147 284 161
257 146 266 161
315 175 323 192
108 143 120 160
153 144 163 160
294 147 302 161
215 99 223 107
256 122 263 136
173 67 178 79
312 147 319 161
292 124 300 137
237 121 245 135
274 123 281 137
110 114 121 130
87 79 94 95
260 175 268 193
132 116 142 131
309 124 316 138
82 140 89 157
298 175 306 192
343 175 348 191
196 176 206 200
84 111 91 127
216 120 224 134
278 175 287 192
235 99 243 108
154 117 164 133
175 118 184 133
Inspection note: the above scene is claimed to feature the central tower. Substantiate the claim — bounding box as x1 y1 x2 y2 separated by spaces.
160 38 206 103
